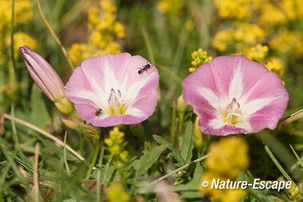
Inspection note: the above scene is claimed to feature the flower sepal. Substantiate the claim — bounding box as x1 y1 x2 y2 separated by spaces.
54 97 74 115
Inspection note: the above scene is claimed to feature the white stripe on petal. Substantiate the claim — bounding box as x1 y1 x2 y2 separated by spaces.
241 96 277 117
236 121 252 132
228 61 243 100
126 107 146 117
125 71 158 106
209 118 226 130
195 85 220 110
69 90 107 109
103 57 119 92
80 67 107 104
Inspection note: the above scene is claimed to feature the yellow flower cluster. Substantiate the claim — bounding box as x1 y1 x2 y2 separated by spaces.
212 0 303 58
214 0 303 22
213 0 261 19
189 48 212 73
157 0 184 14
269 31 303 57
0 0 33 32
5 32 38 53
243 44 268 62
265 57 284 77
242 44 284 77
289 184 299 200
0 0 37 60
199 136 249 202
258 2 286 26
281 0 303 20
213 24 264 52
105 127 128 169
68 0 125 65
107 182 129 202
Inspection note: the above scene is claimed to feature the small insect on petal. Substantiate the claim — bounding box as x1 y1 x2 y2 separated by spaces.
65 53 159 127
138 64 151 75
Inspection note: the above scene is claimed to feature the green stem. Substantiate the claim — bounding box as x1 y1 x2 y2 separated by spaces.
142 27 155 65
11 0 16 71
102 157 113 184
37 0 75 71
264 145 303 196
150 154 210 186
171 102 176 147
96 145 104 202
63 131 71 176
289 144 303 169
280 108 303 123
85 140 100 180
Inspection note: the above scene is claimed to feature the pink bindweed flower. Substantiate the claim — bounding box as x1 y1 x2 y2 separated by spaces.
182 55 289 136
19 46 73 114
65 53 159 127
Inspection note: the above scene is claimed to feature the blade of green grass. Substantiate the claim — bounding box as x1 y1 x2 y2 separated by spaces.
264 145 303 196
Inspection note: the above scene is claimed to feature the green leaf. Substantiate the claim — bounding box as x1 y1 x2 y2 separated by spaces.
180 122 194 164
153 135 185 165
186 162 203 186
131 144 168 175
173 162 203 197
30 85 51 129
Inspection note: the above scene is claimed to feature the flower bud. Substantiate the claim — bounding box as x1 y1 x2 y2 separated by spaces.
60 116 80 129
19 46 73 114
81 123 100 139
130 123 145 141
54 97 73 115
192 116 207 151
176 94 187 123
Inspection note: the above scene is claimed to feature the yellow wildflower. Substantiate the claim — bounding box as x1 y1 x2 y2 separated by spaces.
269 31 292 54
69 0 124 64
213 24 264 52
269 31 303 57
87 7 100 28
199 172 246 202
234 24 265 45
105 127 129 169
206 136 249 179
107 183 129 202
157 0 183 14
0 0 36 63
265 57 284 77
281 0 303 21
213 0 261 19
68 44 98 64
0 0 33 32
289 183 299 200
212 30 234 52
100 0 117 13
114 22 125 38
243 44 268 62
185 20 195 31
258 2 286 26
199 136 249 201
14 0 33 25
189 48 212 72
5 32 38 53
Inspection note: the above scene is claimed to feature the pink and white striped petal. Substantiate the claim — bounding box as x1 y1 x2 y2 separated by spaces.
182 55 289 136
65 53 159 127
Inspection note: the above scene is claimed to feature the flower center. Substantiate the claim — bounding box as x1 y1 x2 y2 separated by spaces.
222 98 242 125
107 88 127 115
